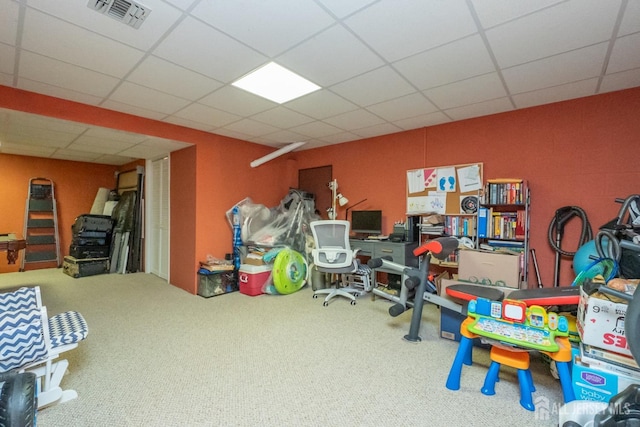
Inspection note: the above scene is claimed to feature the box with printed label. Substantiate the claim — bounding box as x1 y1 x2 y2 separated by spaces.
576 287 630 357
572 355 638 402
457 249 521 288
238 264 272 296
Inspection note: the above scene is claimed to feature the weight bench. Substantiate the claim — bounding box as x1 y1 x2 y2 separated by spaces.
0 286 88 408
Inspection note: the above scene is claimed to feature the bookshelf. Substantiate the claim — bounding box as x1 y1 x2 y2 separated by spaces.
478 179 530 286
419 212 478 267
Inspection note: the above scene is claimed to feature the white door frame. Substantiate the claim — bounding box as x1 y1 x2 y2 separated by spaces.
145 156 170 281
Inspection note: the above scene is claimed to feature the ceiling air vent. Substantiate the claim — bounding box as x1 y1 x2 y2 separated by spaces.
87 0 151 29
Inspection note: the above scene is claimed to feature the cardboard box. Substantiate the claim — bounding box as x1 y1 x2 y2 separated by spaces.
243 253 265 266
457 249 521 288
238 264 272 296
572 355 638 402
577 287 631 357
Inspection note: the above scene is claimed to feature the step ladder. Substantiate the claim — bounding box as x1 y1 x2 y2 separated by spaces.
21 178 61 270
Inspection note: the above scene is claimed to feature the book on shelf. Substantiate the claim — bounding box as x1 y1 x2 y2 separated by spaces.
477 208 489 238
580 343 640 380
483 179 526 205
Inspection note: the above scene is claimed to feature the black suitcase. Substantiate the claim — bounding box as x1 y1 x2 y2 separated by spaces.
69 245 110 259
62 256 109 278
71 236 108 246
72 215 114 234
74 230 110 239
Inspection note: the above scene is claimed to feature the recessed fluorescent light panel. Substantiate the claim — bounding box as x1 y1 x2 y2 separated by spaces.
232 62 320 104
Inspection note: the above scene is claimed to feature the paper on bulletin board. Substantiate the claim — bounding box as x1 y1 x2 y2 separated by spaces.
407 170 425 194
407 168 439 194
407 194 446 214
457 164 482 192
437 167 457 192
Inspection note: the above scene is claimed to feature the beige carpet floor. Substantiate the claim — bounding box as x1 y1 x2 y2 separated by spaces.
0 269 566 426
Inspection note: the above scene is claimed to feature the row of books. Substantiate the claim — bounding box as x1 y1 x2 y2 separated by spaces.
478 208 526 240
482 179 526 205
580 342 640 380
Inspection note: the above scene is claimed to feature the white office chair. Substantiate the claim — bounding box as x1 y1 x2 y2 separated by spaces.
310 220 372 306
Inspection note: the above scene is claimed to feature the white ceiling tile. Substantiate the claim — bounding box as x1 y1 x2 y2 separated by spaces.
277 25 384 87
153 16 266 82
171 103 241 128
260 129 308 144
394 35 495 91
366 93 438 122
142 137 191 151
51 148 103 162
330 66 415 106
4 109 88 134
251 107 314 129
619 0 640 36
3 126 79 147
93 153 138 165
100 99 169 121
471 0 564 29
323 109 384 130
345 0 477 62
316 0 377 19
0 142 56 157
445 97 514 121
607 33 640 74
289 121 343 138
67 139 134 155
313 132 361 145
503 43 609 94
27 0 184 51
0 72 13 86
84 127 147 143
199 86 275 117
487 0 621 68
392 111 451 131
127 55 223 101
191 0 334 57
118 144 172 159
0 0 20 45
284 90 358 120
222 118 280 138
108 82 191 115
19 51 120 97
21 9 145 78
425 73 507 110
351 123 403 139
600 68 640 93
17 78 105 106
512 78 598 109
162 0 199 11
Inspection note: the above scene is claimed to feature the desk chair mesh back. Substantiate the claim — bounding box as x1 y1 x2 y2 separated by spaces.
310 220 372 306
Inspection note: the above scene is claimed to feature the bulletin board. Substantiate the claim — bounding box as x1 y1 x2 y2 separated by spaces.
406 163 483 215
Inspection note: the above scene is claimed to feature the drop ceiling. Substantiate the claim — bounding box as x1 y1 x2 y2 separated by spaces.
1 0 639 165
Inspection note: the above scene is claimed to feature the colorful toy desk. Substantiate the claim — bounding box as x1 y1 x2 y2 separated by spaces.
445 298 575 411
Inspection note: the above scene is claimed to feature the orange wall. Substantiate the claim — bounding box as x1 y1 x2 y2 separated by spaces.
0 153 118 272
2 85 639 291
295 88 640 287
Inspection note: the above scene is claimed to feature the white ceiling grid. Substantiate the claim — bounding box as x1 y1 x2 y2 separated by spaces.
0 0 637 165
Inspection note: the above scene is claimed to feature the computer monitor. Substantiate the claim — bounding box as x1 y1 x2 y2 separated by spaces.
351 210 382 235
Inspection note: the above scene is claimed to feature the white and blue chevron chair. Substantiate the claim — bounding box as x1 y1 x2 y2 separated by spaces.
0 286 88 408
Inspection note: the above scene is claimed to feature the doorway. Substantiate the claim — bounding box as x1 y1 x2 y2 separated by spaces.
298 165 332 219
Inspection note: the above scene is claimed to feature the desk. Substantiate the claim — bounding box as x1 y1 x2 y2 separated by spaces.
350 239 418 294
0 234 26 265
350 239 419 271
